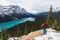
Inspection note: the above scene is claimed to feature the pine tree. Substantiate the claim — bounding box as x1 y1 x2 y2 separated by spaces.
52 20 59 30
15 31 17 37
24 26 27 35
46 5 53 28
1 27 7 40
31 24 34 32
4 28 8 40
17 25 20 37
24 23 28 35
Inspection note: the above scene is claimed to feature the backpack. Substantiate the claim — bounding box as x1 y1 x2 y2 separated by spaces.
41 23 46 27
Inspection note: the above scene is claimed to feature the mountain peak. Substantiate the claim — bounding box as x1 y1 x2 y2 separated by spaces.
0 5 28 17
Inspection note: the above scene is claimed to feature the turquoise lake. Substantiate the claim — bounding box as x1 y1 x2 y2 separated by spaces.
0 17 35 32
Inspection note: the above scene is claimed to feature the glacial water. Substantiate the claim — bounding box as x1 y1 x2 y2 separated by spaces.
0 17 35 32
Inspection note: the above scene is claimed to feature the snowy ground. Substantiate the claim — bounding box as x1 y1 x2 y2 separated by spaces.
33 28 60 40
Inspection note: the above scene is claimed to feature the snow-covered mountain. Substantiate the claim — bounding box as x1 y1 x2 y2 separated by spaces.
0 5 34 23
0 5 28 17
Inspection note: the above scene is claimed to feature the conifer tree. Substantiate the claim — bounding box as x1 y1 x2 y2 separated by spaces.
15 31 17 37
46 5 53 28
31 24 34 32
4 28 8 40
52 20 59 30
1 27 7 40
24 23 28 35
17 25 20 37
24 26 27 35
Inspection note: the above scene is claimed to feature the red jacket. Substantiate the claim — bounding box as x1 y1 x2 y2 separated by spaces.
41 23 46 27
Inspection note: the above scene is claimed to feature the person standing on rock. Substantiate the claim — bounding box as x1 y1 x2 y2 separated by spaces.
41 22 47 34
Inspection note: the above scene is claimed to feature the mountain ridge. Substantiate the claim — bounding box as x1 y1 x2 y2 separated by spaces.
0 5 60 23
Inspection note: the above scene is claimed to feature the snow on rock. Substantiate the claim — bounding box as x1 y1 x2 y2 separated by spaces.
33 28 60 40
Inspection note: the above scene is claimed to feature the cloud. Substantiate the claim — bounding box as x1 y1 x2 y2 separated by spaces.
0 0 60 13
0 0 10 5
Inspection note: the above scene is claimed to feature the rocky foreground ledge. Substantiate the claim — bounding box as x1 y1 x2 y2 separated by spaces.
19 28 60 40
8 28 60 40
19 29 43 40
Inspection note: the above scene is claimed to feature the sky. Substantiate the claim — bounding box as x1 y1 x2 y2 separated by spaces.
0 0 60 13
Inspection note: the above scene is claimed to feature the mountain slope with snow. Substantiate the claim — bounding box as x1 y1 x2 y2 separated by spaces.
0 5 28 17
